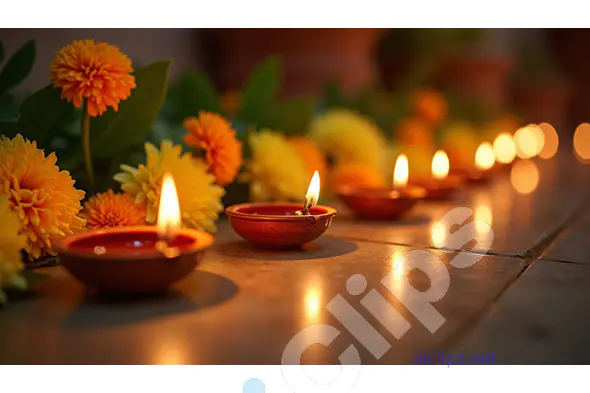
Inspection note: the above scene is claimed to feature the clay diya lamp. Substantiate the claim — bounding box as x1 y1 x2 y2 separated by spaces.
336 154 427 220
409 150 465 200
453 142 496 183
226 171 337 249
57 174 213 294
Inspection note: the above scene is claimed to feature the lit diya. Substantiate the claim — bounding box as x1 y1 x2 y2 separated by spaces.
336 154 427 220
226 171 337 249
409 150 464 200
57 174 214 294
453 142 496 183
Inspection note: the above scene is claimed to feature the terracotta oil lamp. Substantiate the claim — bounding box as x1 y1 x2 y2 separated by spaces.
57 174 214 294
226 171 337 249
336 154 427 220
409 150 464 200
455 142 496 183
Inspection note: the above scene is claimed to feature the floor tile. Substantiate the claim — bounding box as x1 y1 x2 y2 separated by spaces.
542 205 590 264
327 155 590 257
448 260 590 364
0 234 525 365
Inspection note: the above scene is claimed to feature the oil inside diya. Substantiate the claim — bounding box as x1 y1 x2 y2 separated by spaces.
336 185 427 220
56 226 213 294
225 202 337 249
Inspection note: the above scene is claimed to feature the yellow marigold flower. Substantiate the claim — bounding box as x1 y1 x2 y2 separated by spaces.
241 130 308 202
309 109 388 173
114 140 225 233
182 111 242 186
50 40 136 117
410 87 448 125
0 195 27 303
0 134 85 260
82 190 146 230
331 163 385 190
287 136 327 183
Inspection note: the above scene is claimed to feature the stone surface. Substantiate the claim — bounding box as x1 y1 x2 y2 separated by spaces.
328 155 590 257
448 260 590 364
0 235 525 365
542 205 590 263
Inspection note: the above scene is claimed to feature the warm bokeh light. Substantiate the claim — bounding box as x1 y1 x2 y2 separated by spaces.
305 170 321 208
431 150 449 180
514 124 544 159
474 205 493 235
475 142 495 170
157 173 181 241
574 123 590 162
431 222 446 248
303 277 322 327
492 132 516 164
538 122 559 159
393 154 409 188
510 160 540 195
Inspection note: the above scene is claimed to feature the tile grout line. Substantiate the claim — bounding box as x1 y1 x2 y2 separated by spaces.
435 196 590 353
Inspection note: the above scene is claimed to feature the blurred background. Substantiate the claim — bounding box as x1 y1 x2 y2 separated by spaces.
2 28 589 195
0 28 588 133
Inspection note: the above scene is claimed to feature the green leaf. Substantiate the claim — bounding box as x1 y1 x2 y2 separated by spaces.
0 121 19 138
17 85 75 144
91 60 172 158
266 97 315 136
0 41 4 64
165 72 220 122
238 56 280 127
0 40 35 96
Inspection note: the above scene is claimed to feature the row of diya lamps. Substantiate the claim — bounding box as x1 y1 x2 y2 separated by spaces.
57 147 500 295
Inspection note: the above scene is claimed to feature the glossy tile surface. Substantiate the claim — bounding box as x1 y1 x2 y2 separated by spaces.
0 232 525 364
449 260 590 364
328 155 590 257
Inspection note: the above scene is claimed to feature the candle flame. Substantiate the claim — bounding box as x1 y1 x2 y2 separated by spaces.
475 142 495 171
305 170 321 208
157 173 181 241
431 150 449 180
393 154 409 188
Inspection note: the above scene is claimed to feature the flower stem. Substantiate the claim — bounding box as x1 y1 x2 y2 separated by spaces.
81 100 94 189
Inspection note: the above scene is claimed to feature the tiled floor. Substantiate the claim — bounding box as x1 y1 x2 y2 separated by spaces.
0 153 589 365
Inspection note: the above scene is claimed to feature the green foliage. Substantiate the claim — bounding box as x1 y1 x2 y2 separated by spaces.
164 71 221 122
265 97 315 135
238 56 280 127
0 40 35 97
0 41 4 64
90 60 172 158
16 85 77 145
377 29 486 89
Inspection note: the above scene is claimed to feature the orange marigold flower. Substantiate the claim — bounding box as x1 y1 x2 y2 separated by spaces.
395 117 435 151
0 134 86 260
183 111 242 186
410 87 448 125
50 40 136 117
287 136 327 183
82 190 146 230
331 163 385 191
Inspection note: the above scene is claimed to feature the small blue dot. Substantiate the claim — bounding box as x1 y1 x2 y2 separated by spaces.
243 378 265 393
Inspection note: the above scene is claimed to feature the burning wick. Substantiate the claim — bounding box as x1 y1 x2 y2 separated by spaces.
156 173 181 258
296 171 320 216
